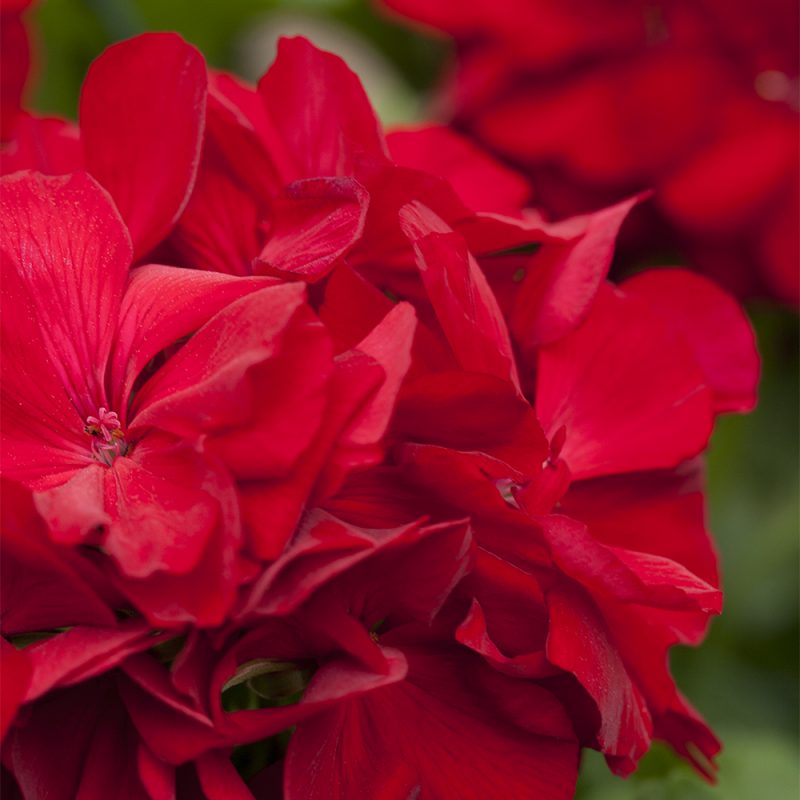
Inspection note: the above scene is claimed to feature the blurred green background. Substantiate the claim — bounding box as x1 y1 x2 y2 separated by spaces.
22 1 800 797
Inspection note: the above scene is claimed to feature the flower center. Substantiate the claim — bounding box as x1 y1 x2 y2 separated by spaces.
84 407 128 465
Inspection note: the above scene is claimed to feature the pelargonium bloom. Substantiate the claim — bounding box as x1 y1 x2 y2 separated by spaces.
1 30 760 800
0 169 411 626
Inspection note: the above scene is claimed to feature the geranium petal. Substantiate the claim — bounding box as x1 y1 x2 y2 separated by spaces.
80 33 207 258
285 638 578 800
622 269 759 413
257 36 387 181
536 282 715 479
0 171 131 420
256 176 369 282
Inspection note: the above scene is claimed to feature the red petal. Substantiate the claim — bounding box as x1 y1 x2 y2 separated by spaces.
536 514 721 613
0 171 132 436
546 581 652 773
285 639 578 800
80 33 207 258
257 36 387 181
337 301 417 448
256 176 369 282
1 478 115 633
0 3 30 141
455 550 554 679
394 370 548 474
536 283 715 479
0 639 30 741
112 264 273 408
130 282 303 422
103 441 220 579
196 751 254 800
7 678 151 800
387 125 530 213
509 196 638 349
622 269 759 413
559 466 718 587
238 350 383 560
1 113 82 175
168 159 266 276
24 622 155 702
400 201 521 389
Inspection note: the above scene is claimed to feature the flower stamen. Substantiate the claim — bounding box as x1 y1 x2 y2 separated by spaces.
84 407 128 464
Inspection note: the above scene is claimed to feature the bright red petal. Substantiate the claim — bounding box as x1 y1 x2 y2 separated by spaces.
0 171 132 482
80 33 207 258
256 176 369 282
536 282 715 479
622 269 759 413
509 196 638 349
400 201 521 390
112 264 273 408
257 36 387 181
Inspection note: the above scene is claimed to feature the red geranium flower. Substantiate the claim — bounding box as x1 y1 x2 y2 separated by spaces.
0 28 761 800
0 170 412 626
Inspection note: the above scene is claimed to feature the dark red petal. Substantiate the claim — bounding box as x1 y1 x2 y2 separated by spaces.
536 282 715 479
7 678 150 800
456 549 554 678
601 601 721 779
111 448 246 627
137 745 174 800
257 36 387 181
23 622 155 702
168 159 266 276
334 301 416 451
0 639 30 741
119 655 224 765
80 33 207 258
195 751 254 800
285 640 578 800
0 3 30 141
536 514 721 613
622 269 759 414
559 466 718 587
394 370 548 474
238 350 383 560
546 581 652 773
130 284 313 439
1 478 115 634
256 176 369 282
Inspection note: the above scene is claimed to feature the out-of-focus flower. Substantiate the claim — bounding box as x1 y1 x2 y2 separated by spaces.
382 0 800 305
0 0 34 143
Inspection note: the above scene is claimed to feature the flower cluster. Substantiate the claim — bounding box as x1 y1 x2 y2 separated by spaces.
383 0 800 305
0 32 759 799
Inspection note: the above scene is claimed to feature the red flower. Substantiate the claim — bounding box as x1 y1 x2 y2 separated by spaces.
0 29 761 799
0 170 411 625
383 0 800 304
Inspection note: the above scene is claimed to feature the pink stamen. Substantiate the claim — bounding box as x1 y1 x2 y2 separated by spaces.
84 408 127 464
